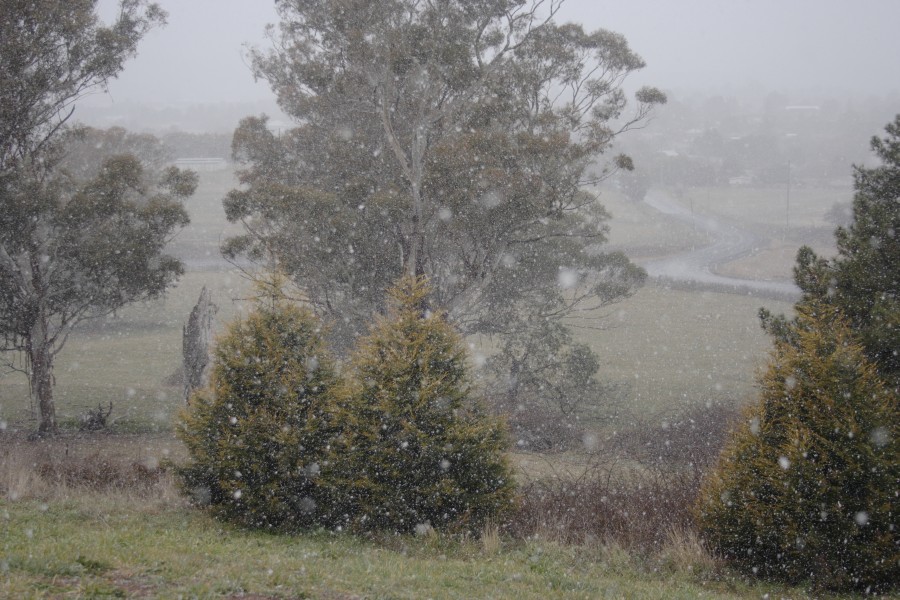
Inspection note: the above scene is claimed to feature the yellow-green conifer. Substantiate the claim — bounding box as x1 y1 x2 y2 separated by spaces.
177 284 344 530
333 276 515 533
697 304 899 591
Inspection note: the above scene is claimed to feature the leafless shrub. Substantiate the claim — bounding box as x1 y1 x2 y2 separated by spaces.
509 459 701 552
507 402 738 552
625 401 740 470
502 403 584 453
1 434 176 500
36 455 164 494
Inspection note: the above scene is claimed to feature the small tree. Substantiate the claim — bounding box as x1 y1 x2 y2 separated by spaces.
0 132 195 434
0 0 172 435
177 283 345 531
334 276 515 533
697 304 899 591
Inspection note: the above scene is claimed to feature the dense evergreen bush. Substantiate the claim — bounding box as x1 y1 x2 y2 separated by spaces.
333 276 516 533
177 295 345 531
697 304 899 591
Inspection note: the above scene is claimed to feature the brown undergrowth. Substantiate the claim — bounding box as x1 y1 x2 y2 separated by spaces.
0 431 182 505
507 401 738 560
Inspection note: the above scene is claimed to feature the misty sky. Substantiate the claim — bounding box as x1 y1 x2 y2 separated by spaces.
90 0 900 108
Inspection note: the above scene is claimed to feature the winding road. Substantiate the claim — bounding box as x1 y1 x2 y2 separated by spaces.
639 189 800 298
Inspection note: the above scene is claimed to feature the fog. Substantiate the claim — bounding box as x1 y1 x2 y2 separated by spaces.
87 0 900 117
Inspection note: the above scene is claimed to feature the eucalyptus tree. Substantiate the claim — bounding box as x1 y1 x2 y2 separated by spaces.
0 0 188 435
0 0 166 174
0 132 196 434
226 0 665 432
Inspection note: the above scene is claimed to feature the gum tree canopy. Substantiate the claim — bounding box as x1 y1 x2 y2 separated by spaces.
0 0 166 174
225 0 665 430
0 1 195 435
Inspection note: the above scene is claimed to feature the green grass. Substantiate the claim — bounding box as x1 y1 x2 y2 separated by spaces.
0 495 834 599
566 285 792 416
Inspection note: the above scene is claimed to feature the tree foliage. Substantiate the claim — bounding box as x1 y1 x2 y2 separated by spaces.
177 288 346 531
225 0 662 432
0 1 175 434
698 304 899 591
333 276 515 533
0 0 166 172
0 129 195 433
762 115 900 385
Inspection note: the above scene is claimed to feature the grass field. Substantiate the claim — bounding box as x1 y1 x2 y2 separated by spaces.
681 184 850 232
0 173 801 430
0 501 778 599
599 188 709 260
572 285 792 416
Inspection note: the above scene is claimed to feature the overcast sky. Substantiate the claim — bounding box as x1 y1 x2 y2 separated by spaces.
89 0 900 108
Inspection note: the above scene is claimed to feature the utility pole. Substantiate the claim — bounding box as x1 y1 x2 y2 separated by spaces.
784 161 791 242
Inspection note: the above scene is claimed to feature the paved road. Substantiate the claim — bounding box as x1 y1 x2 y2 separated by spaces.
639 189 800 297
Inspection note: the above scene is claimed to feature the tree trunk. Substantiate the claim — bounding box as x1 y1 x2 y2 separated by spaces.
183 286 216 403
28 315 56 435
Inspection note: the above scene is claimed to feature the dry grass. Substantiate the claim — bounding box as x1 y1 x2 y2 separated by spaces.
481 520 501 555
654 527 722 578
0 432 184 508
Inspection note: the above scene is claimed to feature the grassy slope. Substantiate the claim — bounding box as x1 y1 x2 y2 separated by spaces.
1 495 828 600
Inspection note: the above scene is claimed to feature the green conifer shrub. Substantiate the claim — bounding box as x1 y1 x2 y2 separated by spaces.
697 304 899 591
333 276 516 534
177 288 345 531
